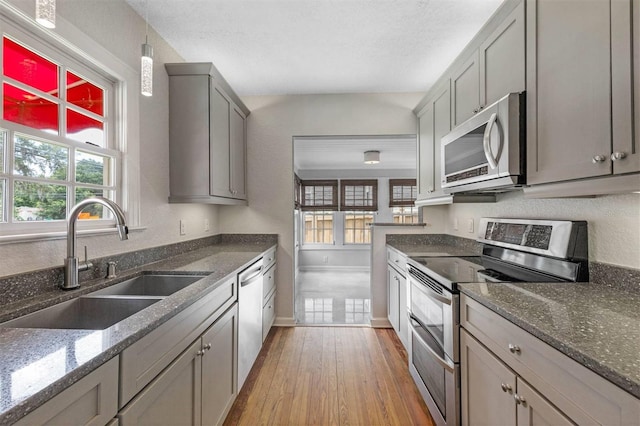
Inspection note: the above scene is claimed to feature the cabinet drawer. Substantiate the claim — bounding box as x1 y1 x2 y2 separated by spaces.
120 277 236 408
263 247 276 271
386 247 407 275
461 294 640 425
16 357 119 426
262 291 276 342
263 263 276 302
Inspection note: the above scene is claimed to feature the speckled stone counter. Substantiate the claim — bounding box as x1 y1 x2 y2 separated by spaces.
386 233 482 257
0 238 276 425
459 281 640 398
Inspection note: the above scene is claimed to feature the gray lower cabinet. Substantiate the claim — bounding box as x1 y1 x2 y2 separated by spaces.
525 0 640 192
15 357 119 426
387 263 400 333
461 294 640 425
386 247 408 349
165 63 249 204
119 304 238 426
461 330 572 426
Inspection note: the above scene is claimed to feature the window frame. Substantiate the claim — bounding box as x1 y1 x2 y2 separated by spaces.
0 3 141 242
300 179 338 211
343 210 374 245
301 210 335 245
389 178 417 207
340 179 378 212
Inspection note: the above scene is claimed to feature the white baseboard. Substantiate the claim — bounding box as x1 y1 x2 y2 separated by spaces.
273 316 296 327
369 317 393 328
299 265 370 273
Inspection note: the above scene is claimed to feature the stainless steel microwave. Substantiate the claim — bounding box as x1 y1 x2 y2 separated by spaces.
441 92 525 193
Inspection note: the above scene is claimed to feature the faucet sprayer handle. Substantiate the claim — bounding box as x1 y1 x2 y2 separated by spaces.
79 245 93 272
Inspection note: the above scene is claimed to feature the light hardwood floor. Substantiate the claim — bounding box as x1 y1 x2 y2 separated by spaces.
224 326 435 426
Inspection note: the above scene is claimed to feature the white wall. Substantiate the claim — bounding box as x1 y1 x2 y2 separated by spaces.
0 0 220 276
431 192 640 268
219 93 424 324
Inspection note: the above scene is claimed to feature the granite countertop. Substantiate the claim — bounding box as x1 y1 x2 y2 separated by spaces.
0 241 276 425
387 242 480 258
459 281 640 398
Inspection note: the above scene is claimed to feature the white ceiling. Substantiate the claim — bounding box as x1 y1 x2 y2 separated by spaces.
126 0 503 96
294 136 417 171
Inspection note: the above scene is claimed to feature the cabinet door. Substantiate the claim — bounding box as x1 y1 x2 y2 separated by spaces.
432 81 451 197
119 340 202 426
230 105 247 200
201 304 238 426
417 103 434 199
387 264 400 333
526 0 612 184
479 0 525 108
452 52 480 126
210 85 231 198
611 0 640 174
516 379 575 426
460 329 516 426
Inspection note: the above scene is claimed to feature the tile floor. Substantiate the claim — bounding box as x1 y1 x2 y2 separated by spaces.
295 269 371 325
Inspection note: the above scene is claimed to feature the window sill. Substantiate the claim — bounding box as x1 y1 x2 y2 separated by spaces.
300 244 371 251
0 226 146 245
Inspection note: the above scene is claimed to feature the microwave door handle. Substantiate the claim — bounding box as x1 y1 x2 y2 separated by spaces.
483 112 500 169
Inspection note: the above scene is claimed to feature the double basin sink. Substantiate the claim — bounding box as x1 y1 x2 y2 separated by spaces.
1 274 207 330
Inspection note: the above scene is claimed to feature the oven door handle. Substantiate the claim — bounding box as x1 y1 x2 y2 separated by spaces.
410 278 452 306
409 319 455 372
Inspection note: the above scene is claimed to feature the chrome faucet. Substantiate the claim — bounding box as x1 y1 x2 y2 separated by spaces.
63 197 128 290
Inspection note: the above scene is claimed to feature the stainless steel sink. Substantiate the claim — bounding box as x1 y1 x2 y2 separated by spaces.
90 274 206 297
1 297 161 330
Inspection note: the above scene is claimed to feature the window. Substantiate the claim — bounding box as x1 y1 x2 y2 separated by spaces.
300 179 338 211
344 211 373 244
303 211 334 244
340 179 377 211
390 179 418 223
0 16 124 236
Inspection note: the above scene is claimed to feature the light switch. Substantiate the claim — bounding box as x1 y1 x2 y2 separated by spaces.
467 218 474 233
180 219 186 235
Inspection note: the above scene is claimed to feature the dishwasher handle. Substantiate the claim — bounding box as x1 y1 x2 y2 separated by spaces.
240 266 264 287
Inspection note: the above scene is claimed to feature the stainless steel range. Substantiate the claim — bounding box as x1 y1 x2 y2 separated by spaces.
406 218 589 426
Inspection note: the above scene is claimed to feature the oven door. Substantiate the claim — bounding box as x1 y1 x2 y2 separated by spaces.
408 272 458 361
409 315 459 426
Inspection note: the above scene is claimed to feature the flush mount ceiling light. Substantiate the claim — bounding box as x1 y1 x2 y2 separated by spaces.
35 0 56 29
364 150 380 164
141 1 153 97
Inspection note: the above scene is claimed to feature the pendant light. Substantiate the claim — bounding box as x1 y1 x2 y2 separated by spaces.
35 0 56 29
141 1 153 97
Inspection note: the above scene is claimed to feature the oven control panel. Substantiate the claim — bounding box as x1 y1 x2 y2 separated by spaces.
476 218 588 260
484 221 552 249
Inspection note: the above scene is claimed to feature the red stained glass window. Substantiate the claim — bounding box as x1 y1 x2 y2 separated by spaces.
66 109 104 146
3 83 59 132
3 38 58 95
67 71 104 116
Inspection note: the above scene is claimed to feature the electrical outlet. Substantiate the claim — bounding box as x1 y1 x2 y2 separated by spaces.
180 219 186 235
467 218 474 234
453 218 459 231
204 218 210 232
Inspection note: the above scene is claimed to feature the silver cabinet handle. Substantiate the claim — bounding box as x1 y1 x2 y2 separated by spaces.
508 344 521 354
514 395 527 406
592 155 607 163
196 350 205 357
611 152 627 161
203 343 212 351
501 383 513 393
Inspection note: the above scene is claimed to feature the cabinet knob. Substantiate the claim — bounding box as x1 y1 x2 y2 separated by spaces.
508 344 521 354
196 350 205 357
203 343 212 351
514 395 527 406
500 383 513 393
611 152 627 161
473 108 479 114
592 155 607 163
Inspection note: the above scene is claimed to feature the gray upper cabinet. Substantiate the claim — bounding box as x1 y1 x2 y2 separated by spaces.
479 0 525 108
166 63 249 205
451 53 480 127
525 0 640 194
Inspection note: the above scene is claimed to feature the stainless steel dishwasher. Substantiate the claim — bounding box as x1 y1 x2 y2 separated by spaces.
237 257 264 390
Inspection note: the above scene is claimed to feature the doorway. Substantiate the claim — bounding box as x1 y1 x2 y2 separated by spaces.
293 135 417 325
